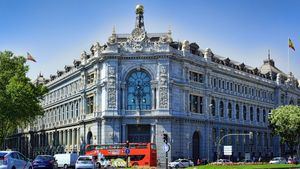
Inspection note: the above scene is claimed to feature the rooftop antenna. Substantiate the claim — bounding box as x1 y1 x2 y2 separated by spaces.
268 49 271 60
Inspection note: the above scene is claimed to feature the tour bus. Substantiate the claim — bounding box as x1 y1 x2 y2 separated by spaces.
85 142 157 167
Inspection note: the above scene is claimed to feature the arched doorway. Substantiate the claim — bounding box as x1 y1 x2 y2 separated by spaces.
192 131 200 162
87 131 93 145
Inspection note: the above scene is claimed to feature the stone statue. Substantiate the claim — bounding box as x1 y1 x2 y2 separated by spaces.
182 40 190 51
204 48 213 59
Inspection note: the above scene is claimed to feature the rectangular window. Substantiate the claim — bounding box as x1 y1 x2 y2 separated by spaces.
189 94 203 114
87 95 94 114
87 73 95 85
212 128 217 145
189 71 204 83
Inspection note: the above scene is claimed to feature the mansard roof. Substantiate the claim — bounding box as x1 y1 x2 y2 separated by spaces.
38 4 298 87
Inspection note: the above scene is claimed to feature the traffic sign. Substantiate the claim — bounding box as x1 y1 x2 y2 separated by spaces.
125 148 130 155
223 145 232 156
163 143 170 153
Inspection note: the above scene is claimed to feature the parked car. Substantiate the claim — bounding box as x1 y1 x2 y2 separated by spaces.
288 157 299 164
54 153 78 169
0 151 33 169
269 157 287 164
214 159 233 164
168 159 194 168
32 155 58 169
75 156 95 169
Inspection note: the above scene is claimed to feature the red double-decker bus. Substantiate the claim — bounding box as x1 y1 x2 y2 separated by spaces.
85 142 157 167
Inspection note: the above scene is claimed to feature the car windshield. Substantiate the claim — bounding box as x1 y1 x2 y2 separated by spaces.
35 156 52 161
174 159 181 162
78 157 92 161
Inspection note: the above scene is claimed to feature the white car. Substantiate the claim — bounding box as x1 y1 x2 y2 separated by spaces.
0 151 32 169
269 157 287 164
54 153 78 169
168 159 194 168
75 156 96 169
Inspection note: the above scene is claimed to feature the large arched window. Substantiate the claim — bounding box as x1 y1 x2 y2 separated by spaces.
228 102 232 118
127 70 152 110
236 104 240 119
257 108 260 122
211 99 216 116
250 107 254 121
220 101 224 117
243 105 247 121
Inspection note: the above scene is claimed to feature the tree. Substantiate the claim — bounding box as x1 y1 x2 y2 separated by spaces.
269 105 300 157
0 51 48 148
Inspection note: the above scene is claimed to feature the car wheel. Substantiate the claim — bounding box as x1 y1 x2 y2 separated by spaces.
96 162 101 169
12 167 16 169
63 164 68 169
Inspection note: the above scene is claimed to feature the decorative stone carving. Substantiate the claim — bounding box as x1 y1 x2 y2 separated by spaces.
276 73 281 84
80 51 88 65
107 66 116 108
204 48 213 60
108 32 117 45
182 40 190 51
91 42 101 55
159 65 168 108
159 87 168 108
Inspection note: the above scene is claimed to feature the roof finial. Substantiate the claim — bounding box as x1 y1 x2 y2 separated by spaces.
168 25 172 35
135 4 145 30
268 49 271 60
112 25 116 35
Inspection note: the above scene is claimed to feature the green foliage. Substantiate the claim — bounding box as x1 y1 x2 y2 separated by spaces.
0 51 48 148
269 105 300 156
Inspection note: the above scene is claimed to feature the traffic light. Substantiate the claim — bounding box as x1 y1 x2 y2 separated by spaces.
126 140 129 148
163 134 168 143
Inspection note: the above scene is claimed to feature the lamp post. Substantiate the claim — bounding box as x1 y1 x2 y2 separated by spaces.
217 131 253 161
207 103 213 162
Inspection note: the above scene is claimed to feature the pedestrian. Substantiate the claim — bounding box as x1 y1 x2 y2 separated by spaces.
258 156 262 162
197 158 201 165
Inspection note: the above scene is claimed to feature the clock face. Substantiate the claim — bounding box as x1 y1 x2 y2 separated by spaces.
131 28 145 42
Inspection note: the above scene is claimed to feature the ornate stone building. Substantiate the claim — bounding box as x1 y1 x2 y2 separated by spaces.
6 4 300 164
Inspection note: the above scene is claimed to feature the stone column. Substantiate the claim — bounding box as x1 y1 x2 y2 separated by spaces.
121 83 126 112
72 129 75 150
68 130 71 150
122 124 126 142
77 128 80 152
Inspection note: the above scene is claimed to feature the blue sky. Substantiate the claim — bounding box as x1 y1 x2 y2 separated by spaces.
1 0 300 80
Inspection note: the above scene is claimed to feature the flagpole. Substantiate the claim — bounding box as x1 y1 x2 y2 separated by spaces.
288 37 290 73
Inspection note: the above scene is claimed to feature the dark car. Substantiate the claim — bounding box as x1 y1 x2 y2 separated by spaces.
32 155 57 169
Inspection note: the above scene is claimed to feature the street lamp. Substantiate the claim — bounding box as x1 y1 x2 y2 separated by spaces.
207 103 213 162
217 131 253 161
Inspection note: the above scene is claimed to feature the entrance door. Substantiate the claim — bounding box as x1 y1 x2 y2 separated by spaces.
127 125 151 143
192 131 200 162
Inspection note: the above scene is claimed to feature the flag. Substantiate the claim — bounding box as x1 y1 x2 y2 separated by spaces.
27 52 36 62
289 38 295 51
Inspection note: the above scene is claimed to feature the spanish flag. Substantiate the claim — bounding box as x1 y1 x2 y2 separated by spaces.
27 52 36 62
289 38 295 51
